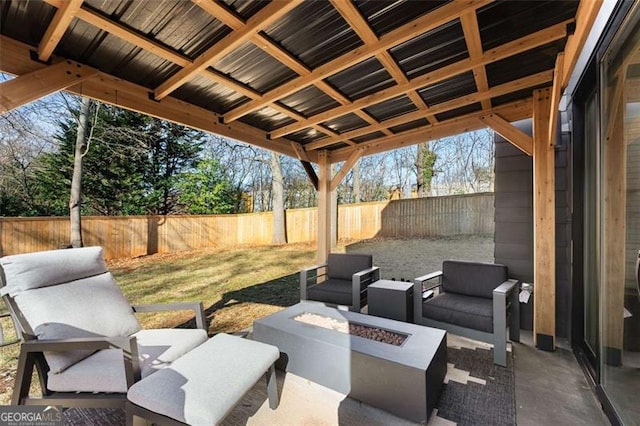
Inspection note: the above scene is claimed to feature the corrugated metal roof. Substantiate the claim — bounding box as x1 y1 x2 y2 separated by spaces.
288 128 328 144
418 71 477 106
0 1 55 47
390 19 468 80
352 131 387 143
263 1 362 69
355 0 450 37
477 1 579 51
486 40 564 87
491 84 548 108
322 113 369 134
173 75 249 115
240 106 296 132
221 0 268 21
326 57 395 101
364 95 418 122
390 118 430 134
85 0 231 59
436 103 482 122
58 20 179 89
214 42 298 94
279 86 341 118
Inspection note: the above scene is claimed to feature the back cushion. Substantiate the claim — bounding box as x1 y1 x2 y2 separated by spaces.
328 254 373 280
0 247 107 297
13 272 141 373
442 260 507 299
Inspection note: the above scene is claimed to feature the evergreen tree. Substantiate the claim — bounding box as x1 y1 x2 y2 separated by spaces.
176 157 241 214
36 105 208 216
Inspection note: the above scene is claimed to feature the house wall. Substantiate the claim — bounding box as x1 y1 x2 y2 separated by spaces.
493 120 572 337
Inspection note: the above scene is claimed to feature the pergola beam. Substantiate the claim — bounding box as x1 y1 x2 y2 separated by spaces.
548 53 565 146
0 60 97 114
223 0 493 123
480 113 534 156
330 98 532 163
562 0 604 88
38 0 83 61
295 69 552 150
153 0 300 100
330 148 364 192
269 19 570 140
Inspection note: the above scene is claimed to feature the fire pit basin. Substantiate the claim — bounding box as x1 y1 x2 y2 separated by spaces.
253 301 446 423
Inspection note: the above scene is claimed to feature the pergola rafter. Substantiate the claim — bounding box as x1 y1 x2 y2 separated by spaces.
269 21 571 142
37 0 83 61
153 0 301 100
223 0 492 123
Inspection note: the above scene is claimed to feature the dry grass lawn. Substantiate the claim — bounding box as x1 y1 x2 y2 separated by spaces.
0 236 492 404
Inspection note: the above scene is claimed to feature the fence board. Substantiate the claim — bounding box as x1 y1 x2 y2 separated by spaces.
0 193 494 259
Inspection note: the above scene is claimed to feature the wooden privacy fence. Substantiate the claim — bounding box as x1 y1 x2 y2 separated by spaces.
0 193 494 260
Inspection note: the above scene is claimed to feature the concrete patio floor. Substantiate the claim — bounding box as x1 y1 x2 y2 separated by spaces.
220 330 608 425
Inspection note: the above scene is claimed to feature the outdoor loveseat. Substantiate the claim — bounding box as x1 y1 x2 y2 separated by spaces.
413 260 520 366
300 253 380 312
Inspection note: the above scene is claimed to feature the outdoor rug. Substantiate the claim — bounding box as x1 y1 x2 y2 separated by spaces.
62 334 516 425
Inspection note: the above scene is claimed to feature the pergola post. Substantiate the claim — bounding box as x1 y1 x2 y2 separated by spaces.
532 87 555 350
317 150 332 264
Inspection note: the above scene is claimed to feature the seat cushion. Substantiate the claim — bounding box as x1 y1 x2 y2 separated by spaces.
47 328 208 393
307 278 353 306
0 247 107 297
127 333 279 425
423 293 493 333
327 253 372 280
14 272 141 373
441 260 507 299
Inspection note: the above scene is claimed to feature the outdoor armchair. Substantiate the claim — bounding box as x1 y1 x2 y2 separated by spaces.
300 253 380 312
0 246 208 408
413 260 520 367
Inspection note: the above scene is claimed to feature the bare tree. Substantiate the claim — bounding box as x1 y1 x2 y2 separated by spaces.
69 97 94 247
270 151 286 244
430 130 494 195
415 142 437 197
352 160 361 203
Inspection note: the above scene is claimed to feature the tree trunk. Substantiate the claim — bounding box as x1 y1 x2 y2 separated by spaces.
352 160 361 203
270 151 286 244
69 97 91 248
416 142 436 197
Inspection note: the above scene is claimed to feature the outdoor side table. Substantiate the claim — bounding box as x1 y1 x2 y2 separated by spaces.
368 279 414 322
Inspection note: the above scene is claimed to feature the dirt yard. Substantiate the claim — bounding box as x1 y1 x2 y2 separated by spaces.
346 235 494 281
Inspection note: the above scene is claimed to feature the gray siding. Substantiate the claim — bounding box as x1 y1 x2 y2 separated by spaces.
493 120 572 337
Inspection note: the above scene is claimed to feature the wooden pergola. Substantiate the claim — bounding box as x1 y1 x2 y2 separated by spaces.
0 0 602 350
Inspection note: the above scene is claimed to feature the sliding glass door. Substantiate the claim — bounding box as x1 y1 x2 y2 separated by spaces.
599 4 640 423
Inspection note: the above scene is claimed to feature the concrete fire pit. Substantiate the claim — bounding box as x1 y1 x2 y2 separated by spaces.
253 301 446 423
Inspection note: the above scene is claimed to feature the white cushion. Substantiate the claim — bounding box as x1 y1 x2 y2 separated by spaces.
47 328 208 393
14 272 141 373
0 247 106 296
133 328 208 374
127 333 280 425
